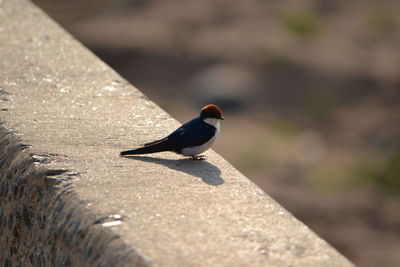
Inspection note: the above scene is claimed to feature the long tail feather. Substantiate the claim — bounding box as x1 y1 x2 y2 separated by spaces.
120 139 171 156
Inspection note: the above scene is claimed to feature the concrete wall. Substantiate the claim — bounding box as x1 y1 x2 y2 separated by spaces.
0 126 147 266
0 0 353 266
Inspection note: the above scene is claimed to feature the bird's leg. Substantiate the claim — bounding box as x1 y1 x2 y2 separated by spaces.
191 155 206 161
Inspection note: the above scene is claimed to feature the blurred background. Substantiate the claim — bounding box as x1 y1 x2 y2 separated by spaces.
32 0 400 266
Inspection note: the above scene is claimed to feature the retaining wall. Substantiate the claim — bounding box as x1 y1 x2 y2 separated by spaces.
0 0 353 266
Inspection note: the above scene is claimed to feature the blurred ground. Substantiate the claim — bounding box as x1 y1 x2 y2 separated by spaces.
32 0 400 266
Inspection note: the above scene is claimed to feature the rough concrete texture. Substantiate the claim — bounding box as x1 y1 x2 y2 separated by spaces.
0 0 353 266
0 126 148 266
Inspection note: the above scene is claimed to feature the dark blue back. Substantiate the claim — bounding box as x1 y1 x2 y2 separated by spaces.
167 117 216 152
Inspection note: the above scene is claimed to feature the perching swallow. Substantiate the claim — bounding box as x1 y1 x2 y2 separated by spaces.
120 104 224 160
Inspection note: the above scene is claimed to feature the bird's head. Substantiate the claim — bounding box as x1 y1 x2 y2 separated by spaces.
200 104 224 121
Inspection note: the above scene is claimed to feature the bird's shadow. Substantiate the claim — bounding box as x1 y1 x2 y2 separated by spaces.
124 155 224 186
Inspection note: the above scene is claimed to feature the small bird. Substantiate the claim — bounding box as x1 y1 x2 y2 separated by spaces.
120 104 224 160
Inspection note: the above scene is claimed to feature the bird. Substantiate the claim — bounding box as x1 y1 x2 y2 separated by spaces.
120 104 224 160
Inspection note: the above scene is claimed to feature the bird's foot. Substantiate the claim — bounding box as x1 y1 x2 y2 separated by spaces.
191 155 206 161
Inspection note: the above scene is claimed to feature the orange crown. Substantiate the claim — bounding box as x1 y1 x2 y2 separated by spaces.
200 104 224 119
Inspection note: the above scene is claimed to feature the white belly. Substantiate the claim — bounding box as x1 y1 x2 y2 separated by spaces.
181 133 218 156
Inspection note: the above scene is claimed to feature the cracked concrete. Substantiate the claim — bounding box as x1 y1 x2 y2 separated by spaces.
0 0 353 266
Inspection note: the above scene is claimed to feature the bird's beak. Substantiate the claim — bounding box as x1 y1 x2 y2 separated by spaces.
219 117 224 120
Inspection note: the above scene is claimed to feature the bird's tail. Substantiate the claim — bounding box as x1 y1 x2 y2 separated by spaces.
120 138 170 156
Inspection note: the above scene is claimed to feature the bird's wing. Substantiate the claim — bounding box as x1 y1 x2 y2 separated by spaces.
120 118 216 156
144 137 168 147
166 118 216 149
